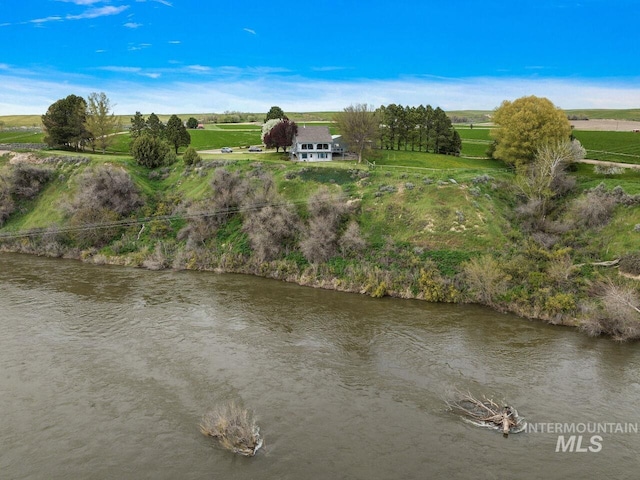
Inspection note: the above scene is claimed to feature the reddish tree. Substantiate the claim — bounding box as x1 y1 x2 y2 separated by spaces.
264 119 298 153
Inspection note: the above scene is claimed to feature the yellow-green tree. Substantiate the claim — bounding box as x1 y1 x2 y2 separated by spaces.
86 92 120 154
490 96 571 168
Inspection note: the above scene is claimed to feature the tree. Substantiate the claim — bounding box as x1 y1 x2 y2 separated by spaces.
183 146 201 166
514 139 583 227
263 119 297 153
131 134 170 168
130 111 147 140
146 113 165 139
261 118 281 143
264 106 287 122
334 104 379 164
165 114 191 154
41 94 89 150
491 96 572 168
85 92 119 154
186 117 199 129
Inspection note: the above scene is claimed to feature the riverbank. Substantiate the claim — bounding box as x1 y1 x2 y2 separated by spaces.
1 151 639 339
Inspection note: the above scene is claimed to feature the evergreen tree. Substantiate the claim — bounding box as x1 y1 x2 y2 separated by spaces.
130 111 147 140
41 94 89 150
165 115 191 154
146 113 165 139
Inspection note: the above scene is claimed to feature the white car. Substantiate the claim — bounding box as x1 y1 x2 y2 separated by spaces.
221 147 233 153
248 146 262 152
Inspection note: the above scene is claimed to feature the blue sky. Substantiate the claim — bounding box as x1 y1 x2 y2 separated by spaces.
1 0 639 115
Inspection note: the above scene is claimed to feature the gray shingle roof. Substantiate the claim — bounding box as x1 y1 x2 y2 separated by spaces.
294 125 332 143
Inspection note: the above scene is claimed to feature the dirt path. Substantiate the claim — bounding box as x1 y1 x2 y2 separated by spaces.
578 158 640 169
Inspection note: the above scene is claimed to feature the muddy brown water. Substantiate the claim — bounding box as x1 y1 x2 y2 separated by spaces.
1 253 639 479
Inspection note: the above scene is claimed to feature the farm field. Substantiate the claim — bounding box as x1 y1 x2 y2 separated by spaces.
2 113 639 165
571 130 640 164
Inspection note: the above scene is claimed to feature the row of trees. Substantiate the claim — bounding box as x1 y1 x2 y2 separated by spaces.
41 93 119 153
130 112 191 154
376 104 462 155
332 103 462 164
129 112 192 167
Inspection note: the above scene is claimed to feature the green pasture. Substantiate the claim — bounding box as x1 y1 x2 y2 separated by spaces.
370 148 503 171
565 109 640 121
572 130 640 164
573 163 640 194
455 127 493 141
0 130 45 143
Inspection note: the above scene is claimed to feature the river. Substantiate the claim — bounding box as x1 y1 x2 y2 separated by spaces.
1 253 639 479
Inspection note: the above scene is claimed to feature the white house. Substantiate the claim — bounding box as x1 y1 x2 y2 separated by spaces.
290 125 334 162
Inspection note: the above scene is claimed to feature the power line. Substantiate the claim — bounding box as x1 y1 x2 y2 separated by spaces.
0 200 308 240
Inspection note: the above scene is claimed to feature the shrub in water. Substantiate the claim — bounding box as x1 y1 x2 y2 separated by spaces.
199 401 262 456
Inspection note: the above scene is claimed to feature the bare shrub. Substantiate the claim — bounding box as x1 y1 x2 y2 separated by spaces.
300 188 351 263
545 254 574 287
580 280 640 341
620 253 640 276
9 163 54 200
570 189 617 229
593 165 624 175
199 401 262 456
338 220 367 256
210 168 248 223
142 242 171 270
531 231 559 249
178 201 219 248
68 165 143 216
462 255 511 305
0 175 15 226
65 207 121 247
243 202 299 262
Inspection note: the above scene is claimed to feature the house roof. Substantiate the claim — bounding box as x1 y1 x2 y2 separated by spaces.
294 125 333 143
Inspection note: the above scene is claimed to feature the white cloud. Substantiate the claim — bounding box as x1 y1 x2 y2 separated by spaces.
29 16 63 24
243 28 256 35
311 66 348 72
2 71 640 115
66 5 129 20
128 43 152 51
135 0 173 6
57 0 103 4
187 65 212 73
124 22 143 28
100 66 143 73
168 40 181 44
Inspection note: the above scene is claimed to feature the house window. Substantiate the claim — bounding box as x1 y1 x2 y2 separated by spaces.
317 143 329 150
318 153 328 159
301 153 307 159
301 143 314 150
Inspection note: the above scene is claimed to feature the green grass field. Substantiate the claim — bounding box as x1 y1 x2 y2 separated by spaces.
572 130 640 164
0 130 45 143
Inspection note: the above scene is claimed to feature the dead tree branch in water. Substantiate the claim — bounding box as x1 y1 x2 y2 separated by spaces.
447 392 525 436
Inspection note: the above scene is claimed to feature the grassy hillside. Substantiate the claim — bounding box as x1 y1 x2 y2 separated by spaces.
1 143 638 339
